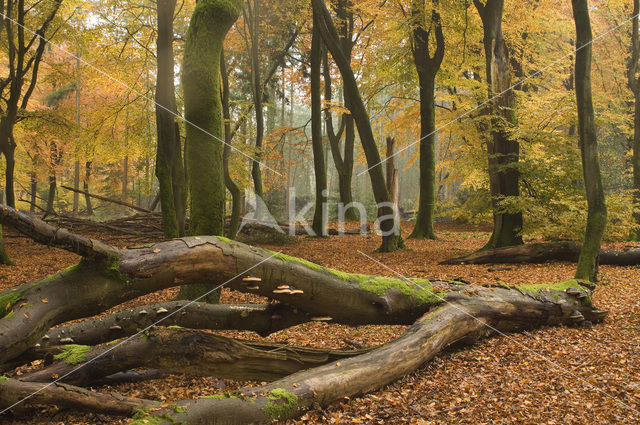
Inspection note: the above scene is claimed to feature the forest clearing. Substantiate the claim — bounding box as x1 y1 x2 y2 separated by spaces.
1 0 640 423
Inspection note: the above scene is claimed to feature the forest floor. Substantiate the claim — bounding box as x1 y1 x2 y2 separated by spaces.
1 221 640 424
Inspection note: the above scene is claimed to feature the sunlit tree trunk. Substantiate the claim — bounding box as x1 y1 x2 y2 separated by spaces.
572 0 606 281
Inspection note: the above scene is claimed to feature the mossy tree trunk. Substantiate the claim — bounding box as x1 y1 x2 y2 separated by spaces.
474 0 523 250
628 0 640 240
311 11 328 237
0 205 608 424
312 0 403 252
155 0 187 239
408 0 444 240
180 0 242 302
572 0 607 282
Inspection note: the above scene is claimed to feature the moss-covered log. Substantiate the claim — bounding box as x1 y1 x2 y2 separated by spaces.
135 280 606 424
21 327 365 386
441 241 640 265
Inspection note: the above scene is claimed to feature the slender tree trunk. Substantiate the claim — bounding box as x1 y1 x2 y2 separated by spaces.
73 54 81 214
46 175 56 214
83 161 93 215
572 0 607 281
474 0 523 249
29 173 37 213
312 0 403 252
628 0 640 240
409 1 444 240
221 51 242 239
248 0 265 213
155 0 186 239
311 11 328 237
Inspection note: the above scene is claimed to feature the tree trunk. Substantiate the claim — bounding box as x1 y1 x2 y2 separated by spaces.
46 175 56 214
83 161 93 215
323 2 357 222
409 1 444 240
572 0 606 282
155 0 187 239
474 0 523 250
247 0 265 213
311 11 328 237
628 0 640 240
29 173 37 213
221 50 243 239
312 0 403 252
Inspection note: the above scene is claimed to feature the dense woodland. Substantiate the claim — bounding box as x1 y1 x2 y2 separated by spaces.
0 0 638 423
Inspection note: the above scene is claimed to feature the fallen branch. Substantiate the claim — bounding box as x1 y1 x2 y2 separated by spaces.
22 327 365 386
60 185 152 214
441 241 640 265
37 302 310 347
0 377 154 416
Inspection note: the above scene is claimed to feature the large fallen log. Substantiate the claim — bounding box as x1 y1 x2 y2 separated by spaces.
133 280 607 424
441 241 640 265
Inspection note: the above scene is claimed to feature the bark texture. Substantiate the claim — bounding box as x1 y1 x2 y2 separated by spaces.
628 0 640 240
474 0 523 249
408 0 444 240
572 0 607 281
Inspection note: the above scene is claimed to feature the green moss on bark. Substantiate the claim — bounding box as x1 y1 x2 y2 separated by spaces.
0 291 22 318
263 388 298 420
53 344 91 365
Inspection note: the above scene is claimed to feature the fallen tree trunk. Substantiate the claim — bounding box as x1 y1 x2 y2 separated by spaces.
0 377 154 416
0 206 435 364
37 302 309 347
134 281 606 424
0 205 609 424
21 327 365 386
441 241 640 265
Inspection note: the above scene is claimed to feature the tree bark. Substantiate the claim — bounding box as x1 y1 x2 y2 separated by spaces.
312 0 403 252
0 377 155 416
83 161 93 215
408 1 444 240
474 0 523 250
628 0 640 240
221 50 243 239
156 0 187 239
572 0 607 281
23 327 363 386
311 10 328 237
441 241 640 266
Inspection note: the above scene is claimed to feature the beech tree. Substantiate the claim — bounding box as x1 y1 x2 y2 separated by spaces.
571 0 606 281
179 0 242 300
408 0 445 240
628 0 640 240
473 0 523 249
